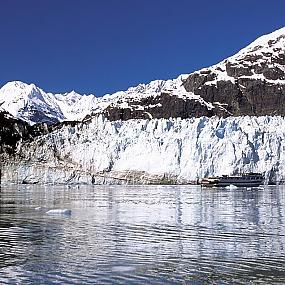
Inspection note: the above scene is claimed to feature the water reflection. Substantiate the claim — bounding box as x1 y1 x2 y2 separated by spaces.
0 184 284 284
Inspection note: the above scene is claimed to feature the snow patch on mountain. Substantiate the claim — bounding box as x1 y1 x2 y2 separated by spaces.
192 26 285 87
93 74 215 114
237 26 285 57
54 90 98 121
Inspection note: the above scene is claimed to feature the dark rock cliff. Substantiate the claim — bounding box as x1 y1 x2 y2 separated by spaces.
101 92 229 121
0 111 50 156
182 34 285 117
101 29 285 120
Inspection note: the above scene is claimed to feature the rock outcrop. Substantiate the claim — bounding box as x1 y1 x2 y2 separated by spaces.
183 29 285 116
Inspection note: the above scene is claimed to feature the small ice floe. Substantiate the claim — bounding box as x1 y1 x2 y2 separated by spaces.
46 209 72 216
111 266 136 272
225 184 238 190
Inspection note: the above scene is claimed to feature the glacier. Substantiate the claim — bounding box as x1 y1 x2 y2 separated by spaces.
1 27 285 185
2 115 284 184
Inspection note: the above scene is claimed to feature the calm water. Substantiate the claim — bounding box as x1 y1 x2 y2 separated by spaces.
0 184 285 284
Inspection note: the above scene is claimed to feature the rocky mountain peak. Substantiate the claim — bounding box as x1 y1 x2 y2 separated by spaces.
0 81 37 98
236 26 285 55
183 27 285 117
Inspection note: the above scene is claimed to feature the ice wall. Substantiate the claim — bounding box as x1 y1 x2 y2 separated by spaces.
9 115 285 184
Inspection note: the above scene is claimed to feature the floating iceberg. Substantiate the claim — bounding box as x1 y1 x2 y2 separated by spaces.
46 209 72 215
225 184 238 190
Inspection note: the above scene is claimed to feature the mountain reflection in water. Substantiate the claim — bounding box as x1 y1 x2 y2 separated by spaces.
0 185 284 284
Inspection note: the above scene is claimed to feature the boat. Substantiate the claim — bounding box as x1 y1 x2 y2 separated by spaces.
199 173 264 187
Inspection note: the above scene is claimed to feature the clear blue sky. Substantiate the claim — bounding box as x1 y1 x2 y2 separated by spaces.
0 0 284 96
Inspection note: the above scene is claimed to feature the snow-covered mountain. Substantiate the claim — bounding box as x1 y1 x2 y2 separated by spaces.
1 27 285 125
183 27 285 116
0 75 214 124
89 26 285 119
0 81 98 124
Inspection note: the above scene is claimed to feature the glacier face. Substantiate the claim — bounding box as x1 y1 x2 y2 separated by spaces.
7 115 285 184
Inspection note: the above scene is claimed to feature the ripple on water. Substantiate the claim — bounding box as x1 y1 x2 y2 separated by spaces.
0 185 285 284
